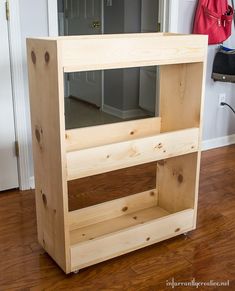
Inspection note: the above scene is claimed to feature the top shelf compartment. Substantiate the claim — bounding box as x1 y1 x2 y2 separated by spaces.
28 33 208 73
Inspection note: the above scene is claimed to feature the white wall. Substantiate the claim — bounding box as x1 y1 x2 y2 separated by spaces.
19 0 49 179
177 0 235 142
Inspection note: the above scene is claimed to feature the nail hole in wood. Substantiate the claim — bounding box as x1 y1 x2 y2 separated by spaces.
31 51 36 64
130 131 135 135
45 51 50 63
122 206 128 212
42 239 46 246
133 216 138 220
146 237 150 241
175 228 181 232
35 128 41 143
82 234 86 237
178 174 184 184
150 191 155 196
107 155 110 159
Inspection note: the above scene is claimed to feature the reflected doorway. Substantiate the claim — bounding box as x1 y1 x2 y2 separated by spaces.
58 0 167 129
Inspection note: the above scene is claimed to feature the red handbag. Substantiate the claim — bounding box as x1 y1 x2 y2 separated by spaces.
193 0 234 45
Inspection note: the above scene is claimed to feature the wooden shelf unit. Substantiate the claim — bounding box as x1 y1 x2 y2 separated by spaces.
27 33 207 274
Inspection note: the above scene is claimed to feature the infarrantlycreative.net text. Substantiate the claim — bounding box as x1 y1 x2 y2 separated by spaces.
166 278 230 289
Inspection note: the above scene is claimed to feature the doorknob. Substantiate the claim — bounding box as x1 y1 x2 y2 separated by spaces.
92 21 101 29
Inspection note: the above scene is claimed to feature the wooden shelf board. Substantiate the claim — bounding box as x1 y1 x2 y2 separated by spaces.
70 208 194 271
66 127 199 180
65 117 161 152
70 205 170 245
58 33 207 73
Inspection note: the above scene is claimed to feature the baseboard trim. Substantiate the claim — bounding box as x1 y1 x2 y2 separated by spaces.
29 176 35 189
202 134 235 151
102 104 147 119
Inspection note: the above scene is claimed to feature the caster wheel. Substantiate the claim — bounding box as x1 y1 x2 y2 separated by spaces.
183 232 190 240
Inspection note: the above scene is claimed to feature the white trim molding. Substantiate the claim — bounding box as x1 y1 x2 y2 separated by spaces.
29 176 35 189
202 134 235 151
8 0 31 190
168 0 179 32
102 104 148 119
47 0 58 36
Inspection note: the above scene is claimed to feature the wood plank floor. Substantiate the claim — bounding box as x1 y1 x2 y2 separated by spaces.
0 145 235 290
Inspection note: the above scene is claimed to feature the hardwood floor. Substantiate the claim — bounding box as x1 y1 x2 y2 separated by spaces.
0 145 235 290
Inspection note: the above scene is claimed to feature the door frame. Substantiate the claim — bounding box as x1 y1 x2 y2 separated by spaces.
7 0 31 190
168 0 179 32
47 0 179 34
49 0 105 109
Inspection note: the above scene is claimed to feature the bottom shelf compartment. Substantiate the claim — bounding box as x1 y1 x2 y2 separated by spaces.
70 204 170 245
69 202 195 271
68 153 198 271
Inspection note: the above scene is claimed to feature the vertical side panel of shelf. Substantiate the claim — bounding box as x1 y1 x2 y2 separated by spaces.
159 63 204 132
158 62 207 227
27 39 70 273
156 153 198 213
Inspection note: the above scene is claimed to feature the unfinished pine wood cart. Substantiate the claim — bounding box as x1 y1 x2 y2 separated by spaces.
27 33 207 274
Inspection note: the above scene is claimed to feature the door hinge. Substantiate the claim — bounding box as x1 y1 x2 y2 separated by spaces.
15 141 19 157
5 0 10 21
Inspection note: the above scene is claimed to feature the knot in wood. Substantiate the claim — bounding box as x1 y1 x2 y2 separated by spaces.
122 206 128 212
31 51 36 64
35 128 41 143
42 193 47 207
45 51 50 63
178 174 184 184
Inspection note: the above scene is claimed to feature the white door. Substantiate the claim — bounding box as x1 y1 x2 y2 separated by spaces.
139 0 159 114
0 0 18 191
64 0 102 107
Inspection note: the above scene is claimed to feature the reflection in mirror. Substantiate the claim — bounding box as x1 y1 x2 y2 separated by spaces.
58 0 163 129
64 66 158 129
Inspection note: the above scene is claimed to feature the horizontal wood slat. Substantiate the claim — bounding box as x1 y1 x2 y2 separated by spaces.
59 33 207 72
70 209 194 270
65 117 161 152
66 128 199 180
69 189 158 231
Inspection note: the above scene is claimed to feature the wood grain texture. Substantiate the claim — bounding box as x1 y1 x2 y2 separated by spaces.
65 117 161 152
159 63 204 132
0 145 234 290
69 189 158 231
66 128 199 180
26 39 70 273
59 33 207 72
70 209 194 271
157 153 198 213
